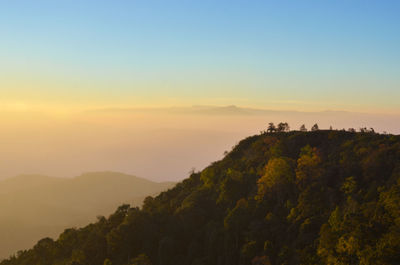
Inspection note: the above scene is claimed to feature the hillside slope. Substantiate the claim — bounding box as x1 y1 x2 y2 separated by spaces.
0 172 174 260
2 131 400 265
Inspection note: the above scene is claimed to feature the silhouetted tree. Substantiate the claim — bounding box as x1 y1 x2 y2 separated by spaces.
277 122 290 132
311 123 319 131
267 123 276 133
300 124 307 132
360 127 375 133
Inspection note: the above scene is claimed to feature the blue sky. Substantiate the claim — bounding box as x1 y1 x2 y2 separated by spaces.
0 0 399 112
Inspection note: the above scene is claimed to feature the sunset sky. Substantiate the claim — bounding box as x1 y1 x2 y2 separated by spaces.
1 1 400 180
0 0 399 113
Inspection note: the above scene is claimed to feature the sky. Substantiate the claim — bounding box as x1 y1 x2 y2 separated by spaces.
0 106 399 181
0 0 399 113
0 1 400 180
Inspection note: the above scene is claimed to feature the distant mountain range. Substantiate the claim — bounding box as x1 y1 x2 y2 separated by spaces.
88 105 341 115
0 172 174 259
86 105 400 133
88 104 393 116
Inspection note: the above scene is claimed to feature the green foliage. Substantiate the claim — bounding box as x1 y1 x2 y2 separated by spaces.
103 259 112 265
256 157 294 201
2 130 400 265
130 254 152 265
341 176 357 195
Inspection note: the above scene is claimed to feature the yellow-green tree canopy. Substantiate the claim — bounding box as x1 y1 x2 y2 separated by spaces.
256 157 294 200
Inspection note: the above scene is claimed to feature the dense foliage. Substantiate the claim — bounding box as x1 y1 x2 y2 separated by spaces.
2 130 400 265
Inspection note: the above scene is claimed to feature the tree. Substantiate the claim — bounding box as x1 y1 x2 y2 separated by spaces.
360 127 375 133
311 123 319 131
103 259 112 265
277 122 290 132
300 124 307 132
224 198 250 231
295 145 322 186
267 122 276 133
241 241 257 263
131 254 152 265
252 256 272 265
158 237 177 265
32 238 57 265
256 158 294 201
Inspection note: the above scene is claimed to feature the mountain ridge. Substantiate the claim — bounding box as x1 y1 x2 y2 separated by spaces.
2 131 400 265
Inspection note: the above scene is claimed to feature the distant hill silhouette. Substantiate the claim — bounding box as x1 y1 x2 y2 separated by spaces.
0 172 174 259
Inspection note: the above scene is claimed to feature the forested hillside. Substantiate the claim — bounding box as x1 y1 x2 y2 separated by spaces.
2 130 400 265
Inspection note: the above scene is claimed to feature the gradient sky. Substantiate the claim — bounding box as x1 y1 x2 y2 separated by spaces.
0 0 399 113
